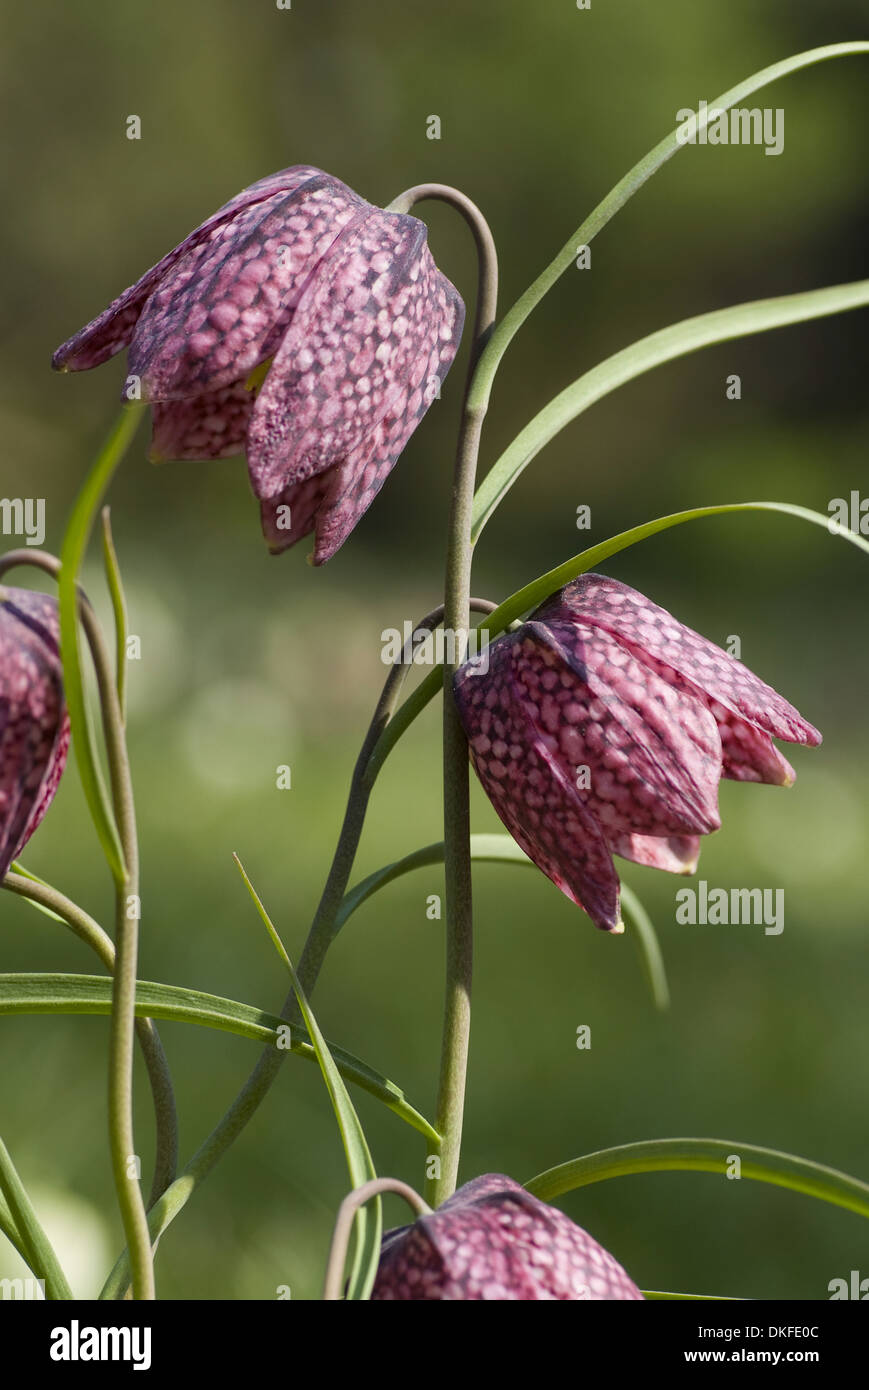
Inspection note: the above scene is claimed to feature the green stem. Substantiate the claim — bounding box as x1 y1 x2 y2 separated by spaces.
0 1136 73 1299
3 872 177 1205
0 547 178 1209
388 186 498 1207
98 599 490 1298
58 408 155 1299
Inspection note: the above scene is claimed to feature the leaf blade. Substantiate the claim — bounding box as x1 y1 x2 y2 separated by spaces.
525 1138 869 1220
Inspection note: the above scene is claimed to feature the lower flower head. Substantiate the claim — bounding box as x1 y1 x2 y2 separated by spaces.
371 1173 643 1300
454 574 820 932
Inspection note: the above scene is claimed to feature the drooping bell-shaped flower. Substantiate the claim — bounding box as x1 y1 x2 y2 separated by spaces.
371 1174 643 1300
0 588 70 877
52 167 465 564
454 574 820 933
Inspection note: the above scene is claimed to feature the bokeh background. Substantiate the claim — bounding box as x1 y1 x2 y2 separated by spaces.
1 0 867 1299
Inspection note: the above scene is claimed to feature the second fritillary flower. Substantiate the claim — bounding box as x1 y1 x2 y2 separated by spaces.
454 574 820 933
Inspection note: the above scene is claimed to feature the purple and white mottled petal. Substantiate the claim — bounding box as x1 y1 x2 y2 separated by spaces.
712 701 797 785
129 178 370 403
247 212 462 500
454 639 622 931
305 271 463 563
611 831 701 874
372 1174 643 1301
517 621 722 838
0 590 69 877
150 381 255 461
260 471 340 554
52 165 325 374
535 575 821 748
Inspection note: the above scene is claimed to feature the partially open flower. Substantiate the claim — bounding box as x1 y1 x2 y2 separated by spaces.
372 1174 643 1300
52 167 465 563
0 588 69 877
454 574 820 932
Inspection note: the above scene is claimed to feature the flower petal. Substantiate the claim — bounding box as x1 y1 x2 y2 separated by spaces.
52 165 324 373
711 700 796 785
514 621 722 838
260 470 339 554
149 380 254 461
247 212 464 501
373 1174 643 1301
129 175 370 403
0 590 68 877
611 831 700 873
258 256 463 562
535 575 821 747
454 640 623 931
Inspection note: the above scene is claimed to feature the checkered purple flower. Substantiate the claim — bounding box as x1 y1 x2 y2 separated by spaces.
52 167 465 564
454 574 820 932
0 588 69 878
371 1174 643 1300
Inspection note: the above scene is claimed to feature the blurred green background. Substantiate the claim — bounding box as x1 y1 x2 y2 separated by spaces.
1 0 867 1300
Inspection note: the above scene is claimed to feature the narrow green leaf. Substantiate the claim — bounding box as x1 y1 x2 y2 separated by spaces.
337 836 667 1012
100 507 129 722
366 502 869 783
0 972 437 1145
472 281 869 539
233 857 382 1300
468 41 869 416
0 1136 73 1299
619 884 669 1012
58 407 143 881
525 1138 869 1220
483 502 869 633
335 833 532 936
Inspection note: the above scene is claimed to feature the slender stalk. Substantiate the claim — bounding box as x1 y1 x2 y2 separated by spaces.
0 548 178 1208
388 186 498 1207
98 597 493 1298
57 408 154 1298
3 872 177 1203
0 1136 73 1299
322 1178 430 1300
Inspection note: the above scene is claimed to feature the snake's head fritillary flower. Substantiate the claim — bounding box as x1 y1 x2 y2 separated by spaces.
0 588 70 878
52 167 465 564
371 1174 643 1300
454 574 820 933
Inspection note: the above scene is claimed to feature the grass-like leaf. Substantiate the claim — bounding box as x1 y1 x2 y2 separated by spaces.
472 282 869 539
0 972 437 1145
337 835 669 1012
364 501 869 784
619 884 669 1013
100 507 129 722
233 857 382 1300
0 1135 73 1299
525 1138 869 1220
58 407 143 881
468 41 869 417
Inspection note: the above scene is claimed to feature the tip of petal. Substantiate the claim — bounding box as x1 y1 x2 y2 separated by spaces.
609 918 625 935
